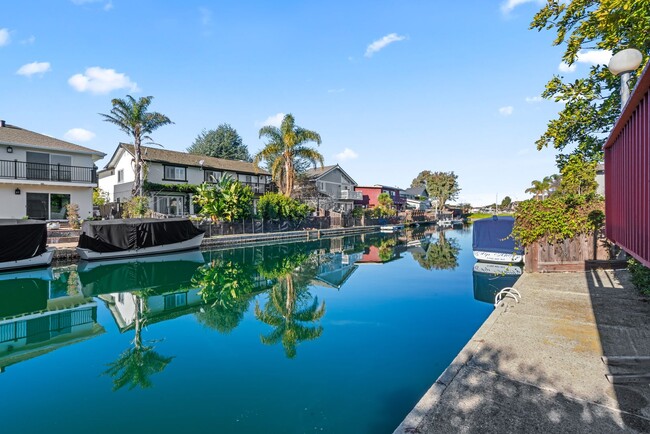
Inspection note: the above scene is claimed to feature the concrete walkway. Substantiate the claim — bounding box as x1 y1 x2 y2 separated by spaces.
395 269 650 433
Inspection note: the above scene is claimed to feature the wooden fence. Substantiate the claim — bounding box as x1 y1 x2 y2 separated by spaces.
524 232 620 272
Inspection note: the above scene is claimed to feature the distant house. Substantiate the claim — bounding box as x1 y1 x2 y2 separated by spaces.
595 163 605 197
297 164 361 214
0 121 105 220
402 186 431 210
354 185 406 211
98 143 274 216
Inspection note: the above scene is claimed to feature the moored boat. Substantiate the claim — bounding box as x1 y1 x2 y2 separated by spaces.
0 219 54 272
380 224 404 233
472 216 523 264
76 218 205 261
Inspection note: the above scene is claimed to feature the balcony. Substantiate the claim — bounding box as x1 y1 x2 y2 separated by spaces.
340 190 362 200
206 178 277 194
0 160 97 184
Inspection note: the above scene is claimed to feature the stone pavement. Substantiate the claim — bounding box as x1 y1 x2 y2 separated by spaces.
395 269 650 433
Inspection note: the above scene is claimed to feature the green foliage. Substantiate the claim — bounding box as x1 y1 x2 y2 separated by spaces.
627 258 650 296
122 196 151 218
530 0 650 165
410 170 433 189
144 180 199 194
93 188 109 206
513 195 605 246
558 154 598 197
253 113 323 196
351 207 364 219
500 196 512 209
192 259 256 309
257 192 311 220
100 95 173 196
412 233 460 270
65 203 80 229
375 192 396 217
193 176 253 222
425 171 460 210
187 124 251 161
377 238 397 262
104 346 174 391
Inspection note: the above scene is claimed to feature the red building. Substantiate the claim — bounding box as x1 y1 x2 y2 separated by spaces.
354 185 406 211
604 61 650 267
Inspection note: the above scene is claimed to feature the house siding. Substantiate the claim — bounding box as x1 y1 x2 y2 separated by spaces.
0 183 92 219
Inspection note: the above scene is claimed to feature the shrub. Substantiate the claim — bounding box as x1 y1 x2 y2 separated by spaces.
193 177 253 222
122 196 151 218
351 207 364 219
628 259 650 296
257 192 311 221
66 203 80 229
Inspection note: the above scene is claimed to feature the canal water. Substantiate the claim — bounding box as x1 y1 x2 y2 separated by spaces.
0 226 520 433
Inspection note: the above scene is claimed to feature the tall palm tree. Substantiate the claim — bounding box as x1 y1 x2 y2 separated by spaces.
100 95 173 196
525 179 550 200
543 174 561 197
254 114 324 196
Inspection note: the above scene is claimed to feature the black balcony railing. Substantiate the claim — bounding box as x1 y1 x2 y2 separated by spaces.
0 160 97 183
205 177 277 194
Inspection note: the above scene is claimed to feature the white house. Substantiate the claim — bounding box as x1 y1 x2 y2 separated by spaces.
0 121 105 220
297 164 362 214
98 143 274 216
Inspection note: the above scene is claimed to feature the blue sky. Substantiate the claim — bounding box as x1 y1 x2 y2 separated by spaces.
0 0 610 205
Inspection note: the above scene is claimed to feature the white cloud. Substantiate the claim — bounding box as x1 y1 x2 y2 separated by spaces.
525 96 543 103
104 1 113 10
68 67 139 94
16 62 51 77
498 106 514 116
335 148 359 162
64 128 96 142
21 35 35 45
558 49 612 73
260 113 285 128
327 88 345 93
71 0 113 10
0 28 10 46
365 33 406 57
501 0 543 14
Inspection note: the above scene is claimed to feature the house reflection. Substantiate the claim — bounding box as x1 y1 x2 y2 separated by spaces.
0 267 104 373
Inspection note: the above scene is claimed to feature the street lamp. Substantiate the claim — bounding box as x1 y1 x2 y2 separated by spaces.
608 48 643 107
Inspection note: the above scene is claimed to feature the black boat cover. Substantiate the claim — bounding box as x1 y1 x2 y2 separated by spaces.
0 219 47 263
472 216 520 254
78 218 204 253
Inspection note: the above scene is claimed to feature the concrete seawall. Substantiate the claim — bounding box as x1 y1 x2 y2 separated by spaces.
394 269 650 433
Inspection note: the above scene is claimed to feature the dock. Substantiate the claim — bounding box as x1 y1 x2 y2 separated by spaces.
395 269 650 433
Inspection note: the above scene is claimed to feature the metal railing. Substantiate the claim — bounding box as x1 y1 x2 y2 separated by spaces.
0 160 97 183
340 190 362 200
205 177 277 194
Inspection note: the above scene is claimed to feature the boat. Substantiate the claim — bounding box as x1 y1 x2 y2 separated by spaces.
0 219 54 272
473 263 523 304
472 216 523 264
380 224 404 233
76 218 205 261
451 219 464 228
437 219 452 228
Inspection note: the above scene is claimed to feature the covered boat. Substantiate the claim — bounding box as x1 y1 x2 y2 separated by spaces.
0 219 54 271
76 218 205 261
472 216 523 263
472 262 523 304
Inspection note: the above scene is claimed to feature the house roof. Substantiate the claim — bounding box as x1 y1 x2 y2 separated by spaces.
356 184 403 191
405 186 427 197
0 123 105 159
304 164 357 185
107 143 269 175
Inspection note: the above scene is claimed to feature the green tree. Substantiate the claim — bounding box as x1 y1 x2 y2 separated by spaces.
525 179 550 200
410 170 433 189
193 175 253 222
412 232 460 270
100 95 173 196
426 172 460 211
500 196 512 210
558 154 598 196
375 192 396 217
254 114 323 196
257 192 311 220
530 0 650 166
93 187 109 206
187 124 251 161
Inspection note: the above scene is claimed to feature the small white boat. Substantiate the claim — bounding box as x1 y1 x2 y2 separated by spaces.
473 250 523 264
76 218 205 261
0 219 54 272
380 224 404 233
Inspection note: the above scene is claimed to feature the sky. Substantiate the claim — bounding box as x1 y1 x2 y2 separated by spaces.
0 0 611 206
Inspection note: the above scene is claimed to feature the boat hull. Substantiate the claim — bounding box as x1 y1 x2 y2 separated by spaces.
0 248 55 272
473 250 523 264
76 234 204 261
473 261 523 275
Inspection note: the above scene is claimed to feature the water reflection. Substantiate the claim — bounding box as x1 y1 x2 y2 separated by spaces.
472 262 523 304
411 231 461 270
0 267 104 373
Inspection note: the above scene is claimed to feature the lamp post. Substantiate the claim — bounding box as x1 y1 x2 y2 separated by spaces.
608 48 643 108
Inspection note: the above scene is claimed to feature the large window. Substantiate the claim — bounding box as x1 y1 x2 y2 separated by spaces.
204 170 221 182
25 193 70 220
117 169 124 183
163 165 186 181
50 194 70 219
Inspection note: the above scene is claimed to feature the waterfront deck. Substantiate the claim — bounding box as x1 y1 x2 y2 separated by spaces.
395 269 650 433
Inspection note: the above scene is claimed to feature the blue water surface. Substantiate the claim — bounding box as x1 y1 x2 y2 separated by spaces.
0 226 517 434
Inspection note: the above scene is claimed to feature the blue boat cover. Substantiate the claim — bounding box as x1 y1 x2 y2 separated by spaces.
472 216 520 254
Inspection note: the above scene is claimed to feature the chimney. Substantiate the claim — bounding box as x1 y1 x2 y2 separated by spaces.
0 120 5 128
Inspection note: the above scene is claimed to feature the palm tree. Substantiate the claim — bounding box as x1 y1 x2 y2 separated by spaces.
525 179 550 200
543 174 561 197
254 114 324 196
104 293 174 390
100 95 173 196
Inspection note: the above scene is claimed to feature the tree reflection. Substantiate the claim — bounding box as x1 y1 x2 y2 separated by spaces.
254 252 325 359
104 293 174 391
192 259 256 310
412 231 461 270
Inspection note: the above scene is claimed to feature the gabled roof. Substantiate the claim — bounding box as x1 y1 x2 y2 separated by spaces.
405 186 428 197
104 143 269 175
0 123 105 159
304 164 357 185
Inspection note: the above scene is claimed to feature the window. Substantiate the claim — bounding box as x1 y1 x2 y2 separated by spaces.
163 165 186 181
164 292 187 310
117 169 124 183
204 170 221 182
50 194 71 219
